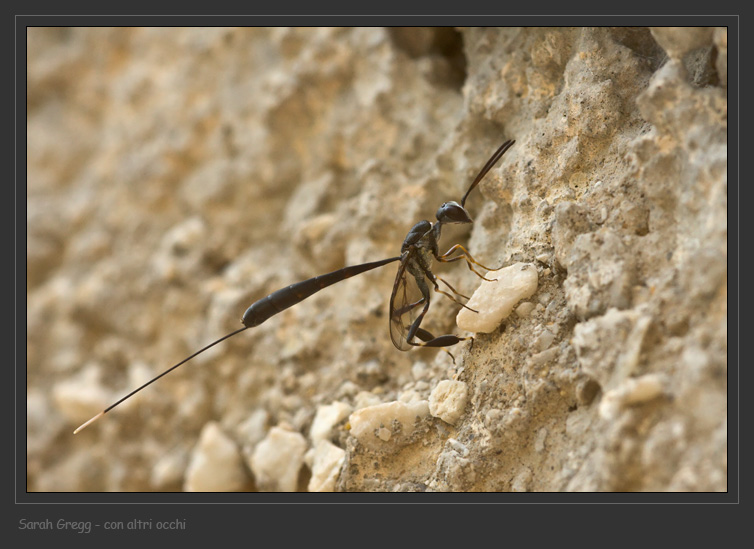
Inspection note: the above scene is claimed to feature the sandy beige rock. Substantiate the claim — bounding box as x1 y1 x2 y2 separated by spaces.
27 27 727 493
184 422 248 492
249 426 307 492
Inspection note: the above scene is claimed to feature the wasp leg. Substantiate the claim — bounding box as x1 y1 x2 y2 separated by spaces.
426 271 477 312
436 244 504 281
436 275 470 300
412 328 474 364
403 273 472 364
404 277 433 345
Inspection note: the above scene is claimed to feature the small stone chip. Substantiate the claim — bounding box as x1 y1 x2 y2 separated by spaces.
429 380 469 425
307 440 346 492
457 262 538 333
599 374 666 420
348 400 430 451
309 401 352 443
515 301 536 317
249 426 307 492
184 422 248 492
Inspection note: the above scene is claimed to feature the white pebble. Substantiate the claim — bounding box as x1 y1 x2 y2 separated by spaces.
618 374 665 405
504 407 528 431
533 327 556 351
398 389 422 403
457 263 538 333
429 380 469 425
511 468 533 492
151 451 188 489
414 380 430 391
236 409 270 448
529 346 559 366
411 361 429 380
309 401 352 444
599 374 666 420
348 400 430 451
447 438 470 457
534 427 548 453
184 422 248 492
337 380 360 398
307 440 346 492
515 301 536 317
249 426 307 492
353 390 383 410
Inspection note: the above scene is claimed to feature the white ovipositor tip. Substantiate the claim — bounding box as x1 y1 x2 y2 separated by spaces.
73 411 104 434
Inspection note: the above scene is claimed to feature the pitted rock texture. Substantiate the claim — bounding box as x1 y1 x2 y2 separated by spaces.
27 27 726 492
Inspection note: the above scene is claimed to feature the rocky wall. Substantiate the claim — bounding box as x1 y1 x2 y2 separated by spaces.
26 27 727 492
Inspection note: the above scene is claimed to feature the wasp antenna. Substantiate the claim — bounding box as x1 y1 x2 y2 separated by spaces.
461 139 515 208
72 326 249 434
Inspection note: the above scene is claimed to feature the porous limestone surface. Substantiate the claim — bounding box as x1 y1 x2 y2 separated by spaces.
27 27 726 492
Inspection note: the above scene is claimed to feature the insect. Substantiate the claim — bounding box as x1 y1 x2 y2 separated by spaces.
389 139 515 354
73 139 515 434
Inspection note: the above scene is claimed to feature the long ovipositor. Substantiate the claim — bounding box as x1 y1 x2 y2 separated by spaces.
73 256 402 434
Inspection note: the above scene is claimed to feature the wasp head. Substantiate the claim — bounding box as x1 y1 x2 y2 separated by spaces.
435 201 472 225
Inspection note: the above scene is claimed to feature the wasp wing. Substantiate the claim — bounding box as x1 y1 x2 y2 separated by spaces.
389 250 426 351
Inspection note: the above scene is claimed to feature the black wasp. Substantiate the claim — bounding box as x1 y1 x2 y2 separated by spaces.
74 139 515 434
389 139 515 354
